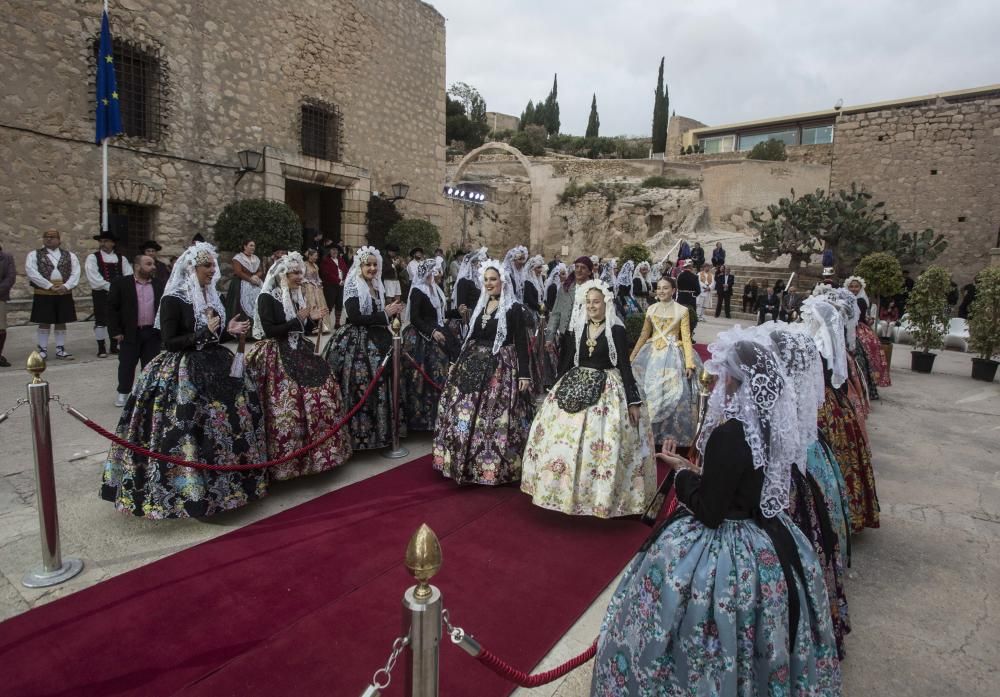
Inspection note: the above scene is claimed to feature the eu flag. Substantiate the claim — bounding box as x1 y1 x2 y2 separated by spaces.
95 10 122 144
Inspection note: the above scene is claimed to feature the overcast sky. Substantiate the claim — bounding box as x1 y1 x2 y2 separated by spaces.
428 0 1000 136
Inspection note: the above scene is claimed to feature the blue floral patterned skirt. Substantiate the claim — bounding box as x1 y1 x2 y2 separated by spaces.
632 338 702 446
402 325 449 432
592 513 842 696
100 345 268 519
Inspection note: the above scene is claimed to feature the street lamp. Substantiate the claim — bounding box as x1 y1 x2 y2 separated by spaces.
390 181 410 202
235 149 263 187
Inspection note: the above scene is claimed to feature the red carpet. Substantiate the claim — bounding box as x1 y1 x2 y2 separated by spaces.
0 455 656 697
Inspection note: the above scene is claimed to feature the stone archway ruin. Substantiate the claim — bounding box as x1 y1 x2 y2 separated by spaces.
450 142 542 250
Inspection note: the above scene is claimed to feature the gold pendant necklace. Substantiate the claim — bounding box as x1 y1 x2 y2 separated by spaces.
586 320 604 357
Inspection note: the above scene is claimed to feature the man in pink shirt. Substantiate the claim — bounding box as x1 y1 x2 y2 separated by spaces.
109 255 164 407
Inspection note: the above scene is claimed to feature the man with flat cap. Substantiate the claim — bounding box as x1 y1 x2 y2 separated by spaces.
25 229 81 359
140 239 171 284
85 230 132 357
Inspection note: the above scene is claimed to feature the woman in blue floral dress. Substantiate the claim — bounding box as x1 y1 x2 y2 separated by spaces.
100 242 268 519
592 330 842 696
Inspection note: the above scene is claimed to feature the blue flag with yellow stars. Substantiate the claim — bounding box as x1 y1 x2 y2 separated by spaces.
95 10 122 143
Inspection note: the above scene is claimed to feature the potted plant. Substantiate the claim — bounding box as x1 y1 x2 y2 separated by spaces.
854 252 904 366
967 267 1000 382
906 265 950 373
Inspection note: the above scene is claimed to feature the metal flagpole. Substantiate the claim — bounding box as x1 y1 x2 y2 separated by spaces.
101 0 110 232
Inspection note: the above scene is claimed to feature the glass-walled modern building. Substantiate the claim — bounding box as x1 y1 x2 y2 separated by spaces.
694 119 836 153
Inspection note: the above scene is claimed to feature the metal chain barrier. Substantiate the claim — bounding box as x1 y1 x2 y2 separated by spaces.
359 635 409 697
50 351 391 472
0 397 29 426
441 608 598 688
402 351 444 392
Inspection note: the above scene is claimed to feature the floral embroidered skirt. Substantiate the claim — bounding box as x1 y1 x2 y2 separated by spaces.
324 324 403 450
856 321 891 388
246 338 352 480
807 440 851 567
632 339 702 446
432 342 534 485
592 513 842 696
818 386 879 533
100 345 268 519
789 467 851 659
520 369 655 518
401 325 449 432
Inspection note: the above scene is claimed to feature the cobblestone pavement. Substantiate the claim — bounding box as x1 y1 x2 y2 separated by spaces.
1 318 997 697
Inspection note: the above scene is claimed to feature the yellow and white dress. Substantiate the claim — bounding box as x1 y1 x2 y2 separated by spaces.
630 300 702 446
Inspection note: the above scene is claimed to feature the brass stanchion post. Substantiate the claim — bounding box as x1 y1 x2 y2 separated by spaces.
22 351 83 588
403 524 442 697
383 317 409 459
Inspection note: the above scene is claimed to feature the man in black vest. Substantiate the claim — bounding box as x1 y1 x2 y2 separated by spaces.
714 264 735 318
109 254 163 407
85 231 132 357
25 229 81 360
675 259 701 333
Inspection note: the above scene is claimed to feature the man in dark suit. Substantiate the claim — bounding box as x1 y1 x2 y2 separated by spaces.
109 254 164 406
674 259 701 333
757 286 781 324
714 265 735 318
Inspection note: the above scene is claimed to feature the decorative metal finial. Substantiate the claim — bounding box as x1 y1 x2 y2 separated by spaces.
698 367 714 395
26 351 46 384
405 524 442 602
391 316 401 335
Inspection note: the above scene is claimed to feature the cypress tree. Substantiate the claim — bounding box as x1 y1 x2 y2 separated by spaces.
520 100 535 131
543 74 560 135
585 93 600 138
651 57 667 153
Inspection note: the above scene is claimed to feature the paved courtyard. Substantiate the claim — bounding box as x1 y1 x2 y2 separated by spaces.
1 317 997 696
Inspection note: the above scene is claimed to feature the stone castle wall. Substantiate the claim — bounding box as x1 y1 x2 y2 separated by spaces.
1 0 445 323
831 95 1000 284
700 160 831 230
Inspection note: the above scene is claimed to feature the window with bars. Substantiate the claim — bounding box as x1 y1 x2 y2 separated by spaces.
301 103 341 161
93 38 162 140
104 202 155 261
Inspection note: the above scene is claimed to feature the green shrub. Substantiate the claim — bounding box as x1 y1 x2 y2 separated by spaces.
387 219 441 258
747 138 788 161
624 313 646 351
213 199 302 257
557 180 636 214
619 244 652 266
509 124 547 156
855 252 904 326
907 266 951 353
366 195 404 250
640 175 695 189
968 267 1000 360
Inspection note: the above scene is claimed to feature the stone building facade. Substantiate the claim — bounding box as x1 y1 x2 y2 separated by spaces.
1 0 446 323
830 92 1000 279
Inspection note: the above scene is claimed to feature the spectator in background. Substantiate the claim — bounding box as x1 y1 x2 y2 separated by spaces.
757 285 780 324
677 240 691 261
946 280 959 317
0 243 15 367
780 283 803 322
714 264 735 319
710 241 725 269
109 254 163 407
382 244 404 303
958 278 977 319
319 244 348 329
690 241 705 270
742 277 759 314
141 240 171 285
822 247 834 269
25 229 80 360
406 247 425 285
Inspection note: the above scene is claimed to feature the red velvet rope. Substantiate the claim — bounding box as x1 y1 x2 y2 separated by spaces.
402 351 444 392
473 639 598 688
69 360 388 471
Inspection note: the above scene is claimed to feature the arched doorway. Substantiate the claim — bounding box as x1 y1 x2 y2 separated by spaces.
450 142 540 250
